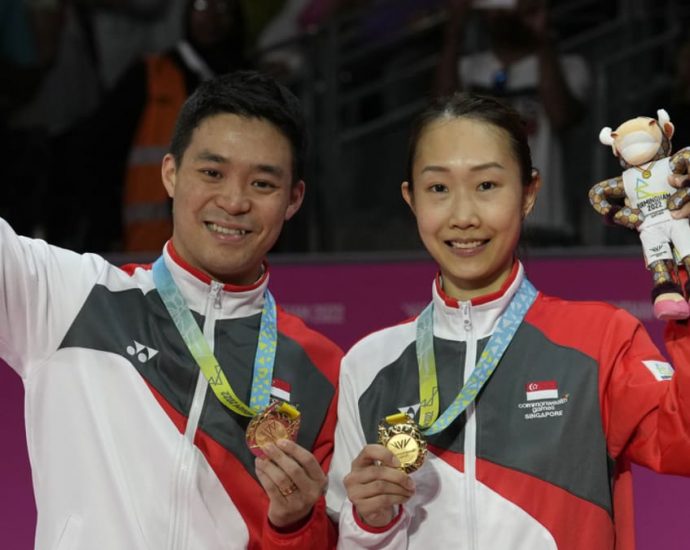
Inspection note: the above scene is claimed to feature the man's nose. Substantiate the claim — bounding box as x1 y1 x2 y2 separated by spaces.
216 180 251 214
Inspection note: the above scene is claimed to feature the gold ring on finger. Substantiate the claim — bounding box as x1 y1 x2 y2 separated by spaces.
280 482 298 497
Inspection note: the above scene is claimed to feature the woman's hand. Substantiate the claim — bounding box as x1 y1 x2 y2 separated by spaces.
344 444 416 528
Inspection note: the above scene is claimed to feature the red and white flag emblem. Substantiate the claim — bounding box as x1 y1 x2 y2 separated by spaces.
525 380 558 401
271 379 291 402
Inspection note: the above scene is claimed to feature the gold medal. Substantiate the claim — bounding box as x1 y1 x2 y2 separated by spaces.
377 412 427 473
246 401 301 458
634 162 654 179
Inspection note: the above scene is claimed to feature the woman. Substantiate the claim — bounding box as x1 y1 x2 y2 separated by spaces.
326 93 690 549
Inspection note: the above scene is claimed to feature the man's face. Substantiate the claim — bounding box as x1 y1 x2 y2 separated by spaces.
162 113 304 285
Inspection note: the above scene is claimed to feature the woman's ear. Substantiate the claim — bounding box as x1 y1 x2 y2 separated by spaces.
522 169 542 219
401 181 415 214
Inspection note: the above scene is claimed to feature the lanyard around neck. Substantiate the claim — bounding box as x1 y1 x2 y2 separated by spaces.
417 278 537 436
152 257 278 417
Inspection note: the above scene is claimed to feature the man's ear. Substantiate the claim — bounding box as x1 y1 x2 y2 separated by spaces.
401 181 415 214
161 154 177 199
522 169 542 219
285 180 306 221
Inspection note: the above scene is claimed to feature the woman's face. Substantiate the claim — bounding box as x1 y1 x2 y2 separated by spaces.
402 116 539 300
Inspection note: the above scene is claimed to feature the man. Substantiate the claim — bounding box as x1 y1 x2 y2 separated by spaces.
61 0 248 253
0 70 341 549
435 0 590 244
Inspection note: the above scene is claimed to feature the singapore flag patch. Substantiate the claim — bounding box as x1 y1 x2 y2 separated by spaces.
642 360 674 381
525 380 559 401
271 379 292 402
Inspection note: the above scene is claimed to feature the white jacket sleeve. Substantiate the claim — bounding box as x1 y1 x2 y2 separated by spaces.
0 217 108 378
326 352 411 549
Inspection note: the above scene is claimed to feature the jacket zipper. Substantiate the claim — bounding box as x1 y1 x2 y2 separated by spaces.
461 301 478 550
167 280 223 550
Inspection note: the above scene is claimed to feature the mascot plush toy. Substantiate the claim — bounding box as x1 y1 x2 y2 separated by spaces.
589 109 690 320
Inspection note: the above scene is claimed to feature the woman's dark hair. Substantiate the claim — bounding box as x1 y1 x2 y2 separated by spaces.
406 92 533 188
169 70 307 184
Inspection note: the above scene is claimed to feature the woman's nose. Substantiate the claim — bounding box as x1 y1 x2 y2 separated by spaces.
448 195 480 228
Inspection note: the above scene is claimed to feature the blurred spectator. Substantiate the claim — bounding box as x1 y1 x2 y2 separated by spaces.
87 0 186 88
0 0 53 237
3 0 186 249
239 0 284 49
255 0 337 82
435 0 590 245
328 0 443 123
664 36 690 148
53 0 248 253
12 0 185 136
256 0 313 82
1 0 41 119
11 1 101 137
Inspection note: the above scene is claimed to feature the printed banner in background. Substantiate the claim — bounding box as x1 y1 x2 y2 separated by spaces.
1 255 688 549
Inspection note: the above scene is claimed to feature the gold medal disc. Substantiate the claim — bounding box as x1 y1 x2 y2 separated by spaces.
246 401 301 458
377 413 427 473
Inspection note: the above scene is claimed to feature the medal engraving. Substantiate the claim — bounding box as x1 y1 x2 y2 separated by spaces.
246 401 300 457
253 417 290 447
377 413 427 473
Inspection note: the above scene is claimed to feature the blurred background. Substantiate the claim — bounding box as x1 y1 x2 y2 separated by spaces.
3 0 690 259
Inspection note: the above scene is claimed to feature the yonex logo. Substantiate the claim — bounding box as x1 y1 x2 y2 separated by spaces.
126 341 159 363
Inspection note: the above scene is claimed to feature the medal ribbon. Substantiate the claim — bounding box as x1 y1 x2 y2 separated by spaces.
152 257 277 417
417 278 537 436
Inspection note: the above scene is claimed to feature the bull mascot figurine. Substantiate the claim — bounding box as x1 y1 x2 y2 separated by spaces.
589 109 690 320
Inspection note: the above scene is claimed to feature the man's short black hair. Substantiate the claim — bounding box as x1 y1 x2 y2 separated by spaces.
170 70 307 183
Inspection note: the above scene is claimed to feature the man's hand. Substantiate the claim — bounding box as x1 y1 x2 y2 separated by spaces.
255 439 327 529
344 444 415 528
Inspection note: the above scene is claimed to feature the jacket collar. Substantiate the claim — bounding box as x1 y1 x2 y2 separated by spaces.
161 241 268 319
430 261 525 341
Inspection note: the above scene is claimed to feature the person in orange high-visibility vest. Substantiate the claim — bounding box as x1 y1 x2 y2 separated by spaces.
123 55 187 251
123 0 247 252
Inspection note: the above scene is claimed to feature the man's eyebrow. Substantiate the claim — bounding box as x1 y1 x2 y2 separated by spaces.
194 151 228 163
254 164 285 178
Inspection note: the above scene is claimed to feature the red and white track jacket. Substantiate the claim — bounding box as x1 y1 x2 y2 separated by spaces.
0 218 341 550
327 262 690 550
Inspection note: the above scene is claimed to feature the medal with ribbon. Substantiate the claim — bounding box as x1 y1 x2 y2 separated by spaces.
378 278 537 471
152 257 300 456
417 278 537 436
